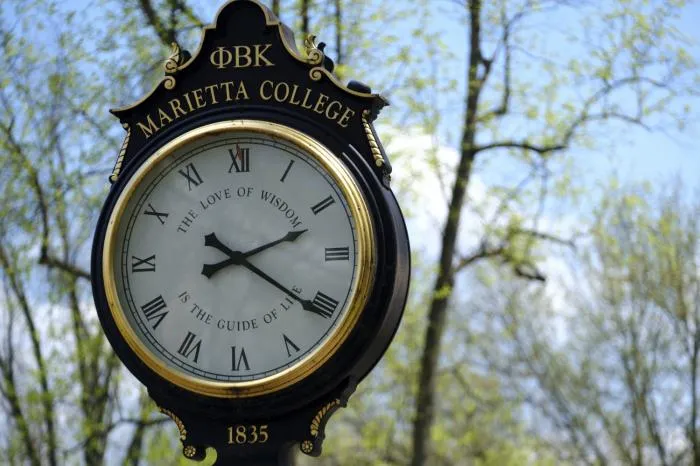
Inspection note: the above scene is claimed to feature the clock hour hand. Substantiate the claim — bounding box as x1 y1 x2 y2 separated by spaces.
201 233 244 278
201 230 307 278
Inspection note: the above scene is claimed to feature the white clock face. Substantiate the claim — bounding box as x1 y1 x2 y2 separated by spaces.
106 122 373 391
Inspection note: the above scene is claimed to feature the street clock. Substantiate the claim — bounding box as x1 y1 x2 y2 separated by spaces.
91 1 410 464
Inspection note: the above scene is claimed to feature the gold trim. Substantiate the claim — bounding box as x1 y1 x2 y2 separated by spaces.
110 123 131 182
300 440 313 454
164 42 184 74
310 399 340 437
103 120 376 398
111 0 380 114
183 445 197 458
159 407 187 441
361 110 384 168
163 42 186 90
304 34 324 65
304 34 330 82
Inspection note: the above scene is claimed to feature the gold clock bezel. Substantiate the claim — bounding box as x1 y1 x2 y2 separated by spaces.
102 120 375 398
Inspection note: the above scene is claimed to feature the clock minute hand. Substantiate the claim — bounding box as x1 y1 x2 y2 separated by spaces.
236 259 325 318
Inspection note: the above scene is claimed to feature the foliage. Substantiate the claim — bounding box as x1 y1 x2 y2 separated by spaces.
0 0 697 465
463 182 700 465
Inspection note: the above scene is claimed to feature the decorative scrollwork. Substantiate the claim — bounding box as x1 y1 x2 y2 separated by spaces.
361 110 385 168
305 34 330 82
309 68 324 81
164 42 182 73
163 75 176 90
304 34 324 65
109 123 130 183
310 399 340 437
159 407 187 441
163 42 187 90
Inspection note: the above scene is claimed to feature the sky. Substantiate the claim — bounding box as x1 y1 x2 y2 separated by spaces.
612 1 700 186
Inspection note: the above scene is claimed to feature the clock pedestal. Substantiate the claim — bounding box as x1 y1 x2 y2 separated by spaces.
152 380 356 465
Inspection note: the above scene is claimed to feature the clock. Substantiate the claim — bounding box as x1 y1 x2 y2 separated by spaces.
92 0 410 462
100 120 375 397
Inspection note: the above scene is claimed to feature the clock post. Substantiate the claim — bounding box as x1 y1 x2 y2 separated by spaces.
91 1 410 464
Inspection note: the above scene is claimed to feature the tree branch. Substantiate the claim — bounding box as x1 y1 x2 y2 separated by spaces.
474 140 566 155
478 4 516 123
456 228 576 273
64 416 170 456
38 253 91 281
0 242 57 466
138 0 176 47
0 286 41 466
121 394 156 466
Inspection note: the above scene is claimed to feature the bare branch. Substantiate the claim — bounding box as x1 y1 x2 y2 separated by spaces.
455 241 506 271
121 393 157 466
510 228 577 249
0 362 41 466
474 140 566 155
137 0 183 48
478 4 520 123
513 263 546 282
38 254 91 281
173 0 203 28
64 416 170 456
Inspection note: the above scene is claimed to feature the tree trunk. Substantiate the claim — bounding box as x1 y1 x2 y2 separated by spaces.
692 335 699 466
334 0 342 66
301 0 310 39
409 1 484 465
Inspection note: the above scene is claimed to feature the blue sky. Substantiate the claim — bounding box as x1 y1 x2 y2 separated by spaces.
50 0 698 197
456 1 696 188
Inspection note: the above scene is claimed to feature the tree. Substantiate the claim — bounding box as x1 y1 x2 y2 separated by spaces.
465 181 700 465
0 1 193 463
407 1 696 464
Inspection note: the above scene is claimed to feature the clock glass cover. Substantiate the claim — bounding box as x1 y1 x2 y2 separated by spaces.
102 120 375 397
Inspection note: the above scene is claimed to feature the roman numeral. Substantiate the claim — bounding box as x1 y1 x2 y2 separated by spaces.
131 254 155 272
311 292 339 318
325 247 350 261
228 146 250 173
140 295 169 329
310 196 335 215
143 203 169 225
280 159 294 182
178 163 203 190
231 346 250 371
283 334 300 357
177 331 202 363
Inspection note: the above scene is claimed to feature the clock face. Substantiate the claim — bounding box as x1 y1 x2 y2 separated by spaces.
103 121 375 397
